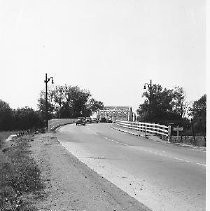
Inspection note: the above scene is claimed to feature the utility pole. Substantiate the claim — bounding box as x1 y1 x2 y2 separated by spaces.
44 73 54 130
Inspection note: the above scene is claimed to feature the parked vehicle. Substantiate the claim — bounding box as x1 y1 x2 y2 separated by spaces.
91 118 99 123
85 117 92 123
99 117 107 123
76 117 86 126
106 118 112 123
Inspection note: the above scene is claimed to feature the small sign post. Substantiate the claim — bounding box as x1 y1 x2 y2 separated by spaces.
173 127 183 137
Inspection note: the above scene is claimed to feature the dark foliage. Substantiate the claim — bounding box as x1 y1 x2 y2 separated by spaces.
0 84 104 131
0 99 44 132
13 107 44 131
189 94 206 136
0 100 13 131
38 85 104 119
137 83 206 136
137 84 185 123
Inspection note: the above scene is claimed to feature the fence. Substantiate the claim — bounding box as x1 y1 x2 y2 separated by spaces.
115 120 170 141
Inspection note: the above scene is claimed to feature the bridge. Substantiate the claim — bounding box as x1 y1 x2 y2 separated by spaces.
96 106 136 122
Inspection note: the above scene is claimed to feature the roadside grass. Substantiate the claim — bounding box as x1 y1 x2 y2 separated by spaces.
0 134 45 210
0 131 17 148
0 131 15 140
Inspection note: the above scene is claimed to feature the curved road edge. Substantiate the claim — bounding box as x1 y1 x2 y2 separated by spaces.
31 131 151 210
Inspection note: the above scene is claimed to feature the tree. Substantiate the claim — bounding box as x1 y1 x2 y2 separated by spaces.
0 99 44 131
13 107 44 130
87 98 104 115
38 85 94 118
0 99 13 130
37 90 55 120
66 86 91 117
171 87 188 118
189 94 206 135
137 84 186 124
137 84 175 123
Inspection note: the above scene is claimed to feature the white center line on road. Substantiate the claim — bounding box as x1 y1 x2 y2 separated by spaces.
103 136 124 145
103 136 206 167
132 147 206 167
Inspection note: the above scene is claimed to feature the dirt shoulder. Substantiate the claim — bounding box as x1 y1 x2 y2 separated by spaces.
30 132 150 211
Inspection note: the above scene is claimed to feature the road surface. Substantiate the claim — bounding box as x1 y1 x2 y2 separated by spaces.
56 123 206 211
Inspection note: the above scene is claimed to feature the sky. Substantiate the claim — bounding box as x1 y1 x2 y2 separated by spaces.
0 0 206 112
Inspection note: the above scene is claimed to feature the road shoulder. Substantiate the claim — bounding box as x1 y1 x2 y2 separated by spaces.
31 132 150 211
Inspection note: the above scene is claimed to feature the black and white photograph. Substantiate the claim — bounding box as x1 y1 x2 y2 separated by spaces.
0 0 206 210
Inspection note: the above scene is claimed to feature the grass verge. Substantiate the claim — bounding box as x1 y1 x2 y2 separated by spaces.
0 134 45 210
0 131 17 148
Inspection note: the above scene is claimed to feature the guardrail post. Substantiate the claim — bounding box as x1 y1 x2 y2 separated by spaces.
144 124 147 138
168 125 172 142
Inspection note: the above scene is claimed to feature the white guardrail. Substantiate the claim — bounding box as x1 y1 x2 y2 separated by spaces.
115 120 170 140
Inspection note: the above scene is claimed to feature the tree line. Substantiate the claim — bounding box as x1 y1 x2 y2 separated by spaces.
137 84 206 136
0 85 104 131
0 101 43 131
38 85 104 120
0 82 206 135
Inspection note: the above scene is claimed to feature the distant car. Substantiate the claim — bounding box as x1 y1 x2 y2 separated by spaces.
85 117 92 123
99 117 107 123
106 118 112 123
91 118 99 123
76 117 86 126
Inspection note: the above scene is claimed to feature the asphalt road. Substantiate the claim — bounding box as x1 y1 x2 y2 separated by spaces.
56 123 206 211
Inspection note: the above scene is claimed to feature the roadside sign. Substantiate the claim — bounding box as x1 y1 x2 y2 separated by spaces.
173 127 183 137
173 127 183 131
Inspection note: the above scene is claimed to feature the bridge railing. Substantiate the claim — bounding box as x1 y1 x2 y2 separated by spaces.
115 120 170 140
48 118 77 131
